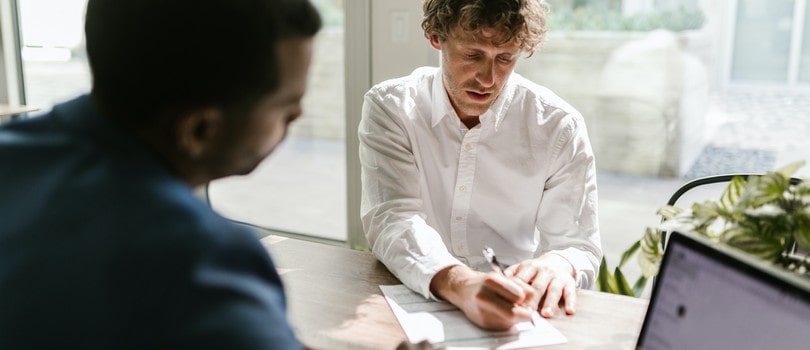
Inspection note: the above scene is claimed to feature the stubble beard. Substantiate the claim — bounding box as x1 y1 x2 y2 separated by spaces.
446 79 496 119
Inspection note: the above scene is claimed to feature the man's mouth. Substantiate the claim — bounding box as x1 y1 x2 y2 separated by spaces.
466 91 492 101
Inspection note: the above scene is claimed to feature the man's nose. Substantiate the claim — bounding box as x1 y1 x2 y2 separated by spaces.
476 60 495 87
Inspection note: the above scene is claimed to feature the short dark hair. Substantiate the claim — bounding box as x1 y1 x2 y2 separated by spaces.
85 0 321 125
422 0 548 53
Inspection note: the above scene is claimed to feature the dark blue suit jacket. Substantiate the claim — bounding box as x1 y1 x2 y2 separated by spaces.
0 95 301 349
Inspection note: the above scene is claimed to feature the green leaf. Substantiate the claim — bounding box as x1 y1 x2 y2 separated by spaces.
725 232 784 261
618 240 641 268
656 205 684 221
639 228 663 278
596 256 618 294
599 250 649 297
776 160 806 179
792 210 810 251
632 276 649 297
750 173 788 207
691 201 722 232
794 230 810 252
719 176 745 211
614 268 634 296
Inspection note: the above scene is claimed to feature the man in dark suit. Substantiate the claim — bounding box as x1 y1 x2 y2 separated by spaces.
0 0 320 348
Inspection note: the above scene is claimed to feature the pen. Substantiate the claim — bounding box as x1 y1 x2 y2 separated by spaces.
482 246 541 327
482 246 508 274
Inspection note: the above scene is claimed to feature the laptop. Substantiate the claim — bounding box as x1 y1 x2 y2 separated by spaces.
635 231 810 350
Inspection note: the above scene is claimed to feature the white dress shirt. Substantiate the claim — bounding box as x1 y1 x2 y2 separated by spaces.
359 67 601 299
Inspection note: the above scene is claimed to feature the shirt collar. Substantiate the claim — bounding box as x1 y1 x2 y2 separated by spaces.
429 67 517 131
430 68 455 128
488 74 516 131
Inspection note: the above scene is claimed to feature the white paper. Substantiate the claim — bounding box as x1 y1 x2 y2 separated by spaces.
380 284 567 349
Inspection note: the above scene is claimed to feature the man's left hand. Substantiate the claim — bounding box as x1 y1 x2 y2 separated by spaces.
504 253 577 318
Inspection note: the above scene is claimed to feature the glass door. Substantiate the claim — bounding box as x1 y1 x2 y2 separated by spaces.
730 0 794 82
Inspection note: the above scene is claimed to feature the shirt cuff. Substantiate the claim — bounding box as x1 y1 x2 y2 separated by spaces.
547 248 595 289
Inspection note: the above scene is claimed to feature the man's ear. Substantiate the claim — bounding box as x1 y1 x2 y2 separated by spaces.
429 33 442 50
176 107 223 159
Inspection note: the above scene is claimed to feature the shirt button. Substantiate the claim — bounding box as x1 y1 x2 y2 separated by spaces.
459 185 467 192
455 216 463 221
464 143 473 151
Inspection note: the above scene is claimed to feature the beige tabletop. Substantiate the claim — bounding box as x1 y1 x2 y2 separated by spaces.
263 235 649 350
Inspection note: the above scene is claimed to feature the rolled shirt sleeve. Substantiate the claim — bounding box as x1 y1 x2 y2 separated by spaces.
359 90 463 299
534 111 601 288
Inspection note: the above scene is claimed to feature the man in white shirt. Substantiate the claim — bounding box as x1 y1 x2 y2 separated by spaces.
359 0 601 331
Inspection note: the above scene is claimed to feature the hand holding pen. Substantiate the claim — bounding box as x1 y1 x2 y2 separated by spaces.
489 248 579 318
429 248 539 330
483 246 542 326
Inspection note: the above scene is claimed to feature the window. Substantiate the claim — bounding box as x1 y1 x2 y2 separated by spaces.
11 0 806 272
208 0 348 242
731 0 794 82
18 0 90 110
527 0 810 281
8 0 354 243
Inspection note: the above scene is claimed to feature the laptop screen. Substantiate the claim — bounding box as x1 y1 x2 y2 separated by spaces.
636 231 810 349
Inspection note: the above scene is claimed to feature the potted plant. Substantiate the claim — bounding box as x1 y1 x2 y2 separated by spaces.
598 161 810 297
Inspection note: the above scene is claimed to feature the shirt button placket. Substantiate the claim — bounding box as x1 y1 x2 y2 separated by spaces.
449 129 480 257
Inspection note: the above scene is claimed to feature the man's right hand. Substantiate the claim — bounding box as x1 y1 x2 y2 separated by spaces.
429 264 536 330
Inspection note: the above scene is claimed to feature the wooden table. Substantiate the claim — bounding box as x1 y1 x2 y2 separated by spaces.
0 104 39 122
263 236 649 350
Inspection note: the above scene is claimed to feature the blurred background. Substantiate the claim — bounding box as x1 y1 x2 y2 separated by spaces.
3 0 810 284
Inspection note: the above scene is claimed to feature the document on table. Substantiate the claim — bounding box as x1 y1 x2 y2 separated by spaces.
380 284 567 349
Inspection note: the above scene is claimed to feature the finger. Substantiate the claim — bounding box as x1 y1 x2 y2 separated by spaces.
562 282 577 315
482 273 526 304
519 278 539 307
529 270 553 299
509 276 538 308
478 288 534 319
512 262 539 284
504 262 520 277
504 265 516 276
510 303 535 321
540 279 565 318
476 287 534 327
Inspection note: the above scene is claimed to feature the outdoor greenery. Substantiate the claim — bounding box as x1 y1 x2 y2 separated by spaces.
548 5 705 32
598 162 810 297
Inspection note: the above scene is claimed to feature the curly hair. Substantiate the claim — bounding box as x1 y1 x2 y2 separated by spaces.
422 0 549 54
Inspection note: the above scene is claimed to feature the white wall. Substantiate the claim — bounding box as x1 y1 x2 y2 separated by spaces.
370 0 438 83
